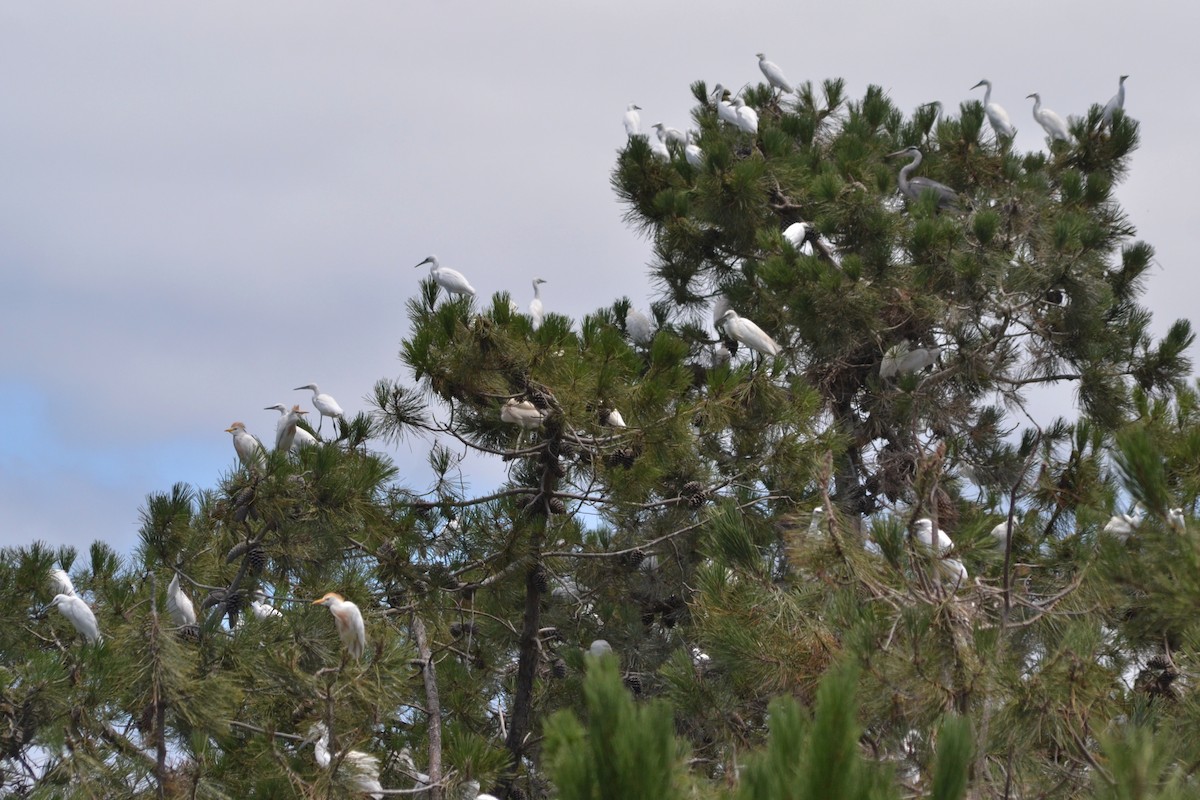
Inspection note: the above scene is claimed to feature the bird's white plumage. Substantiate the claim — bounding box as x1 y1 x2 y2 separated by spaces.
990 519 1015 546
623 103 642 138
266 403 318 450
913 518 954 554
1027 93 1072 143
295 384 344 435
1102 75 1128 127
225 422 266 471
529 278 547 331
309 722 383 800
712 85 740 127
1167 507 1186 533
971 79 1015 139
313 592 366 661
166 573 197 627
757 52 795 94
625 307 654 346
50 593 101 643
500 399 545 431
684 131 703 168
49 568 75 597
604 408 626 428
897 346 940 375
273 404 309 452
938 558 969 588
718 309 779 357
648 135 670 161
414 254 476 298
733 97 758 134
589 639 613 657
1103 509 1143 541
652 122 686 149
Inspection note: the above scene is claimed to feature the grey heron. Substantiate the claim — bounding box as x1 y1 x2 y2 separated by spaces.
887 147 960 210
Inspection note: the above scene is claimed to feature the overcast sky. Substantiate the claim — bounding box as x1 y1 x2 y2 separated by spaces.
2 2 1195 557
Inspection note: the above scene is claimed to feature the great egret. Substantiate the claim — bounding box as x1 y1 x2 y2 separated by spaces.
313 592 366 661
49 593 101 643
712 85 740 127
1102 75 1128 127
918 101 945 137
308 722 383 800
652 122 686 149
684 131 703 168
413 255 476 298
529 278 547 331
625 307 654 346
718 309 779 357
913 518 954 555
971 79 1015 140
623 103 642 138
49 568 75 597
887 147 960 210
265 403 318 450
294 384 344 435
166 573 197 627
757 52 795 95
225 422 266 471
733 97 758 134
273 404 309 452
1027 93 1072 143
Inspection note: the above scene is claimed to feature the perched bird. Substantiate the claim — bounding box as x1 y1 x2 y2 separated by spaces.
603 408 626 428
652 122 686 149
266 403 318 450
712 86 740 128
273 404 310 452
897 345 941 375
938 558 969 589
250 590 283 619
529 278 547 331
879 341 908 380
294 384 345 435
783 221 813 255
49 593 101 643
624 307 654 346
971 79 1016 139
166 573 197 627
49 568 75 597
413 254 476 298
757 52 795 95
1103 506 1145 541
1027 93 1072 143
623 103 642 138
589 639 614 657
1167 507 1186 534
500 399 545 448
887 147 960 210
225 422 266 471
1102 75 1129 127
312 592 366 661
309 722 383 800
684 131 703 169
990 519 1015 547
733 97 758 134
913 518 954 555
648 135 670 161
718 309 779 358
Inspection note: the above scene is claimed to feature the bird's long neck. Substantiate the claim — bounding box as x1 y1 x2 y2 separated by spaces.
1031 96 1041 115
981 82 992 105
532 281 541 298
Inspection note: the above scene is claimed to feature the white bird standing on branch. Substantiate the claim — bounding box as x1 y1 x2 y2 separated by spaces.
652 122 686 149
913 518 954 555
308 722 383 800
971 79 1016 140
733 97 759 134
1027 93 1072 143
501 399 545 448
625 307 654 346
712 85 740 127
294 384 344 435
225 422 266 471
684 131 703 169
49 568 75 597
250 590 283 619
266 403 317 450
718 309 779 357
623 103 642 138
1102 75 1128 127
414 254 476 298
166 572 197 627
312 592 366 661
529 278 547 331
49 593 101 643
273 404 310 452
757 53 795 95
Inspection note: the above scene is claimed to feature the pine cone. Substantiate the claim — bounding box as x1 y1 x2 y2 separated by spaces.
548 497 566 515
246 545 267 575
225 590 245 614
1146 654 1170 670
531 566 549 593
606 448 636 469
225 542 249 563
529 390 552 410
551 658 568 679
624 673 643 695
620 549 646 570
683 481 708 507
177 625 200 643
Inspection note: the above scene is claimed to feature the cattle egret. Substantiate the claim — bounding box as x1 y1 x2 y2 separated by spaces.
309 722 383 800
913 518 954 555
313 592 366 661
733 97 758 134
713 85 740 127
501 399 545 448
589 639 613 657
49 568 75 597
1027 93 1072 143
250 590 283 619
294 384 345 435
684 131 703 168
1102 75 1128 127
623 103 642 138
887 147 960 210
652 122 686 149
990 520 1014 546
272 405 309 452
1167 507 1186 533
266 404 318 450
718 309 779 357
529 278 547 331
757 52 795 95
783 221 814 255
603 408 626 428
625 307 654 346
1103 507 1144 541
225 422 266 471
938 558 969 588
413 254 476 298
971 79 1016 140
166 573 197 627
49 594 101 643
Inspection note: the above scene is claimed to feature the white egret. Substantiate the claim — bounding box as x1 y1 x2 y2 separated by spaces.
313 592 366 661
712 85 740 127
938 558 969 588
589 639 613 657
990 519 1015 547
684 131 703 169
718 309 779 358
501 399 545 448
652 122 686 149
971 79 1016 140
266 403 318 450
49 593 101 643
1102 75 1128 127
529 278 547 331
1103 507 1144 542
887 147 959 210
711 296 733 333
225 422 266 471
733 97 758 134
879 340 907 380
49 568 75 597
250 590 283 619
166 573 197 627
913 518 954 555
413 254 476 299
603 408 626 428
273 404 310 452
757 52 795 95
309 722 383 800
623 103 642 138
1027 93 1072 143
897 345 941 375
294 384 345 435
648 135 670 162
1168 507 1186 534
783 221 813 255
625 307 654 346
397 748 431 789
919 101 945 137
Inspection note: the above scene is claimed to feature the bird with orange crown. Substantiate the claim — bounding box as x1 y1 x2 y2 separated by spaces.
312 592 366 661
